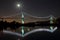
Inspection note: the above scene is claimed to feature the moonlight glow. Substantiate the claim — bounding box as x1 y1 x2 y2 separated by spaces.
17 4 21 7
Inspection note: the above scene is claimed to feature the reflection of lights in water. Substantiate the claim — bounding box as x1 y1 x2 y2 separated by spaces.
21 26 24 36
3 27 57 37
3 30 22 37
27 28 30 31
50 26 53 30
7 27 10 30
18 38 20 40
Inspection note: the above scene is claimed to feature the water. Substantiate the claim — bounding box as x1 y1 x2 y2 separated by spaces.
0 26 60 40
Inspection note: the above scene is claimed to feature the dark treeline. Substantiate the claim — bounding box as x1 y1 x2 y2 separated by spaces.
0 18 60 31
0 21 21 31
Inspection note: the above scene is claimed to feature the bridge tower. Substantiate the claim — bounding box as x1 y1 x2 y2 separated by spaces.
21 13 24 36
50 16 54 30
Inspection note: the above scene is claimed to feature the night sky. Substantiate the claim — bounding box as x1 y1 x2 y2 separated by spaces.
0 0 60 17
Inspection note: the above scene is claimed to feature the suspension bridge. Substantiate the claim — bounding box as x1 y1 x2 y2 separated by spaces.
0 12 57 37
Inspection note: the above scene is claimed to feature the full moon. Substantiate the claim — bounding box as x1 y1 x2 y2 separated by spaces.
17 4 21 7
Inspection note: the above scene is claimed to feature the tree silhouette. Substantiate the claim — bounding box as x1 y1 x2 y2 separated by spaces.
0 21 3 31
56 17 60 28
